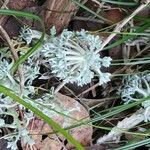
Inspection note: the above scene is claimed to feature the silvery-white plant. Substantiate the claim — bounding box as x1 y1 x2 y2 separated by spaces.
0 26 112 149
0 54 40 149
97 73 150 144
120 73 150 121
20 27 112 93
0 108 34 150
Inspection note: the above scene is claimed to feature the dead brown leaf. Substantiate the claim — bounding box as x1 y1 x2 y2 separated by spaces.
22 93 92 150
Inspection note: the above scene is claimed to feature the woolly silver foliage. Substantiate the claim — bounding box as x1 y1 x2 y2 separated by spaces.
21 27 112 86
119 73 150 121
0 57 39 149
97 73 150 144
0 27 112 149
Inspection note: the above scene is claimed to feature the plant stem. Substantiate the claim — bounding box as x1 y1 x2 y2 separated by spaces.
97 109 145 144
95 0 150 53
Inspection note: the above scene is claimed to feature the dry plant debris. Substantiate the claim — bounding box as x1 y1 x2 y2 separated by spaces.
0 0 150 149
22 93 92 150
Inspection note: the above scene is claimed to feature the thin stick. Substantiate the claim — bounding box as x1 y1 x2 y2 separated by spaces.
54 80 68 94
73 16 104 23
77 1 150 97
97 109 145 144
0 0 9 9
77 83 99 97
0 26 25 120
95 0 150 53
0 26 24 95
0 0 9 25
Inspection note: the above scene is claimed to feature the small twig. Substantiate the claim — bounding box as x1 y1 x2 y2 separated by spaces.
0 0 9 25
77 83 99 97
114 43 150 75
95 0 150 53
0 26 24 119
0 26 18 60
91 0 111 10
97 109 145 144
73 16 104 23
0 0 9 9
54 80 68 94
77 1 150 97
91 0 104 7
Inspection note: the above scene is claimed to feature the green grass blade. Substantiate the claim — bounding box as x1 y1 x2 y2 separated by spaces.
0 9 45 73
116 138 150 150
101 31 150 36
11 33 44 73
24 96 78 121
101 0 137 6
112 59 150 66
0 85 84 150
88 97 149 123
71 0 112 23
103 23 150 50
134 15 150 22
65 96 150 130
0 9 42 21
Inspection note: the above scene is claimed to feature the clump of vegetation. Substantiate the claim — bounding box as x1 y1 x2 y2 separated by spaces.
21 27 112 88
0 45 39 149
0 0 150 149
97 72 150 144
0 26 112 149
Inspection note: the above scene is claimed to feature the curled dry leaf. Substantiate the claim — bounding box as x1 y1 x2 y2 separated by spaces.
22 93 92 150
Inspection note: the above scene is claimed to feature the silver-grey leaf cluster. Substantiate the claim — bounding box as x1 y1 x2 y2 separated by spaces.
0 27 112 149
119 73 150 121
21 27 112 86
0 53 40 149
